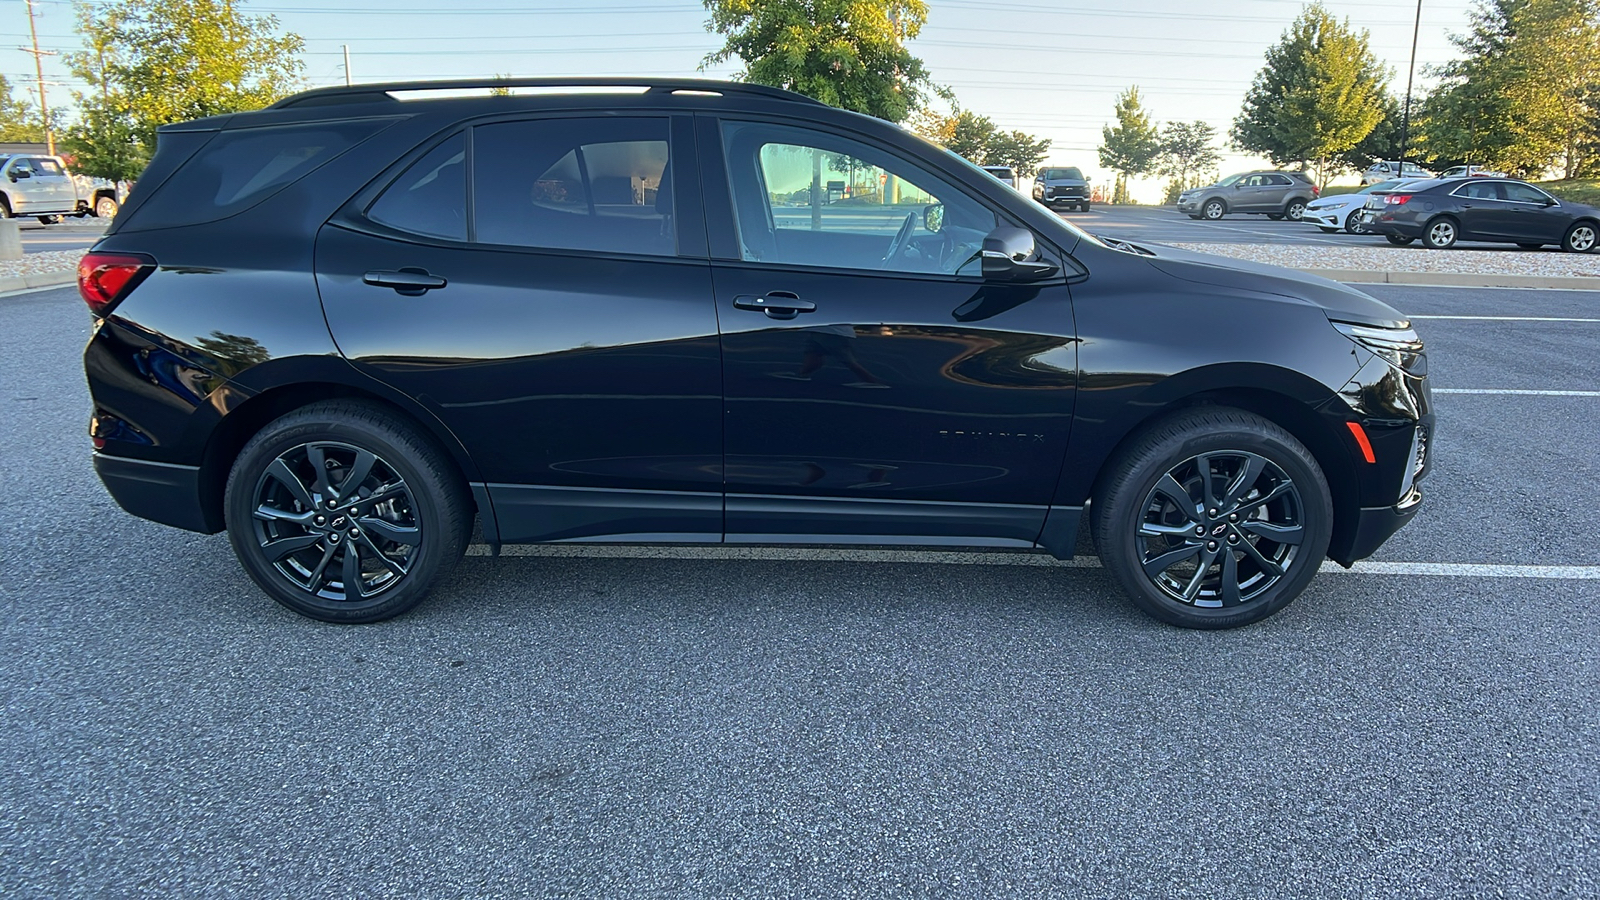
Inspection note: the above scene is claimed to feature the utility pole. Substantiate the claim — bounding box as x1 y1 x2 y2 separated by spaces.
21 0 55 154
342 44 352 86
1397 0 1423 175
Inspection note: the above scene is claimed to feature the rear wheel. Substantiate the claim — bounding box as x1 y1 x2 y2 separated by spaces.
1268 214 1284 221
94 195 119 219
224 400 471 623
1563 222 1597 253
1386 234 1415 246
1423 217 1459 249
1093 408 1333 629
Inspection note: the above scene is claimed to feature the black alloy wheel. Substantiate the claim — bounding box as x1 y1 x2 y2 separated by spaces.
1094 408 1332 629
224 401 470 622
1563 222 1597 253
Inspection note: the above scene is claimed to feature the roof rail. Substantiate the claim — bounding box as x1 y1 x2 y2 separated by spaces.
269 77 825 110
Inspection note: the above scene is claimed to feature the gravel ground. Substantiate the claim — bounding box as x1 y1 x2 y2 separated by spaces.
0 249 84 278
1171 241 1600 277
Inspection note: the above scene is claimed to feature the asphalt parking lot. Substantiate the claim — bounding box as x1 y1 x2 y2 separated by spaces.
1 284 1596 897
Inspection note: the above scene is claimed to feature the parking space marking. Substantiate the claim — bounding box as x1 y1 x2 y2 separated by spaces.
465 544 1600 579
1433 388 1600 397
1410 315 1600 323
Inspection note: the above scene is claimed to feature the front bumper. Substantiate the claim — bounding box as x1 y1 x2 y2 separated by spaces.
1176 199 1199 212
1339 488 1424 564
1304 207 1346 229
94 452 218 534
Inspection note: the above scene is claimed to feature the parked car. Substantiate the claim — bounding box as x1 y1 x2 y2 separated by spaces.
1177 171 1319 221
980 165 1018 189
1438 165 1504 179
1361 161 1431 185
81 77 1433 630
1359 177 1599 252
1033 166 1091 211
0 154 122 223
1302 181 1401 234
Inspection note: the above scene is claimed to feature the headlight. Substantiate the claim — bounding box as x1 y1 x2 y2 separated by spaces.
1333 321 1424 371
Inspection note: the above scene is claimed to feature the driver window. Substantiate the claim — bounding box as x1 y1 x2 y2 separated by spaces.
721 120 997 276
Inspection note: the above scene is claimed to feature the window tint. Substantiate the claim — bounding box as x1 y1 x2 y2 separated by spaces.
472 117 673 256
33 158 63 176
1503 182 1550 204
721 120 998 276
1458 182 1503 201
1265 174 1292 186
132 118 393 230
368 133 466 241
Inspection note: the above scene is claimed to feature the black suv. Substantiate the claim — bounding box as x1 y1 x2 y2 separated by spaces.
1033 167 1091 212
81 78 1433 629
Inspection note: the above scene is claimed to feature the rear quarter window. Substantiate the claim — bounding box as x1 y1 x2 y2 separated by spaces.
125 118 395 231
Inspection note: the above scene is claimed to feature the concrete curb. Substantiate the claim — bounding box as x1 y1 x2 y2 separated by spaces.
1302 267 1600 290
0 268 76 294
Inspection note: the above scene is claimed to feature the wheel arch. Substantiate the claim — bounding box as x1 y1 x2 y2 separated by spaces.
1079 371 1361 564
196 368 484 534
1203 195 1228 215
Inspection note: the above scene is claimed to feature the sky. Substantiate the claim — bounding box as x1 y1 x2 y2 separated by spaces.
7 0 1482 200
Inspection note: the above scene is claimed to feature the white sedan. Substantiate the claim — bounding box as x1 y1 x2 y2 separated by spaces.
1302 181 1402 234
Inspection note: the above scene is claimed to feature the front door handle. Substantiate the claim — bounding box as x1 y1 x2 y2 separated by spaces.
364 267 447 296
733 291 816 320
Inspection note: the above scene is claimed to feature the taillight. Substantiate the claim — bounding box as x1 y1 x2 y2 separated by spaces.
1384 194 1413 206
78 252 153 315
1311 185 1321 197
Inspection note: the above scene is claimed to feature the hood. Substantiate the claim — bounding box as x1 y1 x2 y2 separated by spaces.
1308 193 1363 209
1134 242 1409 329
1041 176 1088 184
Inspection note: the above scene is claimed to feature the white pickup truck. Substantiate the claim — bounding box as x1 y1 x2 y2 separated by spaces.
0 153 124 224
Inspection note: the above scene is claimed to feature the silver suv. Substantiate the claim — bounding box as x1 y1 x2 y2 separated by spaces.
1177 171 1319 221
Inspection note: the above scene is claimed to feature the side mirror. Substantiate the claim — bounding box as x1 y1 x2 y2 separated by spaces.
1543 197 1558 207
981 226 1058 282
10 169 28 180
923 203 944 233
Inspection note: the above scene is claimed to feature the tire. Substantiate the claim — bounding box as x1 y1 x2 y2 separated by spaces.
224 400 472 623
1562 221 1597 253
1284 199 1307 221
0 198 11 219
1092 407 1333 629
1386 234 1415 246
94 195 119 219
1081 202 1091 212
1318 226 1339 234
1346 211 1370 235
1422 216 1459 249
1187 215 1202 220
1202 199 1225 220
36 214 60 225
1267 214 1284 221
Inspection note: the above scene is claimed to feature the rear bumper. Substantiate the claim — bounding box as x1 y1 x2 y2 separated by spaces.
1336 487 1423 565
94 452 219 534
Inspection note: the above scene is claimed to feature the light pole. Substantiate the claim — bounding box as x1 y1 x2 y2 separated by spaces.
1397 0 1423 174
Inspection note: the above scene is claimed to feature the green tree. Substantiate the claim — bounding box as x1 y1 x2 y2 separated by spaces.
1155 120 1222 201
1098 86 1160 204
1336 94 1403 172
1231 3 1390 186
702 0 935 123
987 130 1052 177
70 0 304 156
1421 0 1600 178
0 75 50 143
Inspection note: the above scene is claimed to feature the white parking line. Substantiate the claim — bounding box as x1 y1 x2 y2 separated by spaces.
1433 388 1600 397
1410 315 1600 323
465 544 1600 579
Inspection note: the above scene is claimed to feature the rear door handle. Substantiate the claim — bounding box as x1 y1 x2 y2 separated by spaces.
364 267 447 296
732 291 816 320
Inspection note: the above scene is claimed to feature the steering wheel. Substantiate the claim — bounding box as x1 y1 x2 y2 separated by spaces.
880 213 916 268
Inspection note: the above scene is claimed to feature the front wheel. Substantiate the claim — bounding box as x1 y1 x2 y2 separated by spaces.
1093 407 1333 629
94 195 119 219
1080 202 1091 212
1386 234 1415 246
1346 211 1370 235
1563 222 1597 253
1202 199 1226 220
224 400 472 623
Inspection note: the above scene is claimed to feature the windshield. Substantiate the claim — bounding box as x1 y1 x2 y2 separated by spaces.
1041 167 1083 180
1217 172 1247 187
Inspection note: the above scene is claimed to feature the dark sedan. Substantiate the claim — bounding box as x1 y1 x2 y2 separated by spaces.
1361 177 1599 252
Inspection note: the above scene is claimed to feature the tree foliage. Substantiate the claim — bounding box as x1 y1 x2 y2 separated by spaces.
64 0 304 181
0 75 50 143
1231 3 1389 183
1155 120 1222 196
987 130 1052 177
1098 86 1160 204
1419 0 1600 178
702 0 935 123
913 108 1050 175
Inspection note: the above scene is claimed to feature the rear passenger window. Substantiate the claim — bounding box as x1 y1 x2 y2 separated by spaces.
130 118 395 230
368 134 466 241
472 117 674 256
34 158 63 176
